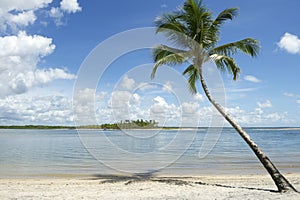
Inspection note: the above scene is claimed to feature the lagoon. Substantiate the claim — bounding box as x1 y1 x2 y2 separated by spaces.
0 128 299 178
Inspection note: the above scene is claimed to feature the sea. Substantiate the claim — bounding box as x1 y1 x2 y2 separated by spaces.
0 128 299 178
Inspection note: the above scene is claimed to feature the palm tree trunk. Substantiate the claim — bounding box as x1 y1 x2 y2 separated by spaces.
198 65 298 193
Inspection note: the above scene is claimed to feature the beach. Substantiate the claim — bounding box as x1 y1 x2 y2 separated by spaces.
1 129 300 199
1 174 299 200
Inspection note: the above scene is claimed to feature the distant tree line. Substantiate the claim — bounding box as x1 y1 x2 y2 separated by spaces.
80 119 158 129
0 120 159 130
0 125 76 129
116 119 158 129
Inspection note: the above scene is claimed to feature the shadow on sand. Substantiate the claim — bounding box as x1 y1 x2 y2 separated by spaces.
86 172 278 193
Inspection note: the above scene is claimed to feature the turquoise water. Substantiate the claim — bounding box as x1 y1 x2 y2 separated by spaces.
0 128 299 177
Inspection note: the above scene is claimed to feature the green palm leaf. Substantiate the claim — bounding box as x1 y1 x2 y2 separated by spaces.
212 8 238 27
210 38 260 57
210 54 240 80
151 46 189 79
183 64 199 94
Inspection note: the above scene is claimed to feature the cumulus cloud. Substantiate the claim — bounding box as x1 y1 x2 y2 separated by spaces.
49 0 82 26
60 0 82 13
0 31 75 97
0 0 52 11
257 100 272 108
0 85 294 126
277 32 300 54
0 0 51 32
0 0 82 31
120 75 135 90
194 93 205 102
108 90 143 121
226 105 289 125
150 96 180 124
48 7 64 26
0 94 73 125
7 10 36 26
244 75 261 83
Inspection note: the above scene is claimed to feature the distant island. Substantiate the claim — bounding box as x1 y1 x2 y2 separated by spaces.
80 119 158 129
0 119 159 130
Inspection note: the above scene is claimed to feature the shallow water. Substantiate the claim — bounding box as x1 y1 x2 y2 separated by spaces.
0 128 299 177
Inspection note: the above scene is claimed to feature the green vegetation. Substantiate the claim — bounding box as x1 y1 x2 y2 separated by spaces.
0 125 76 129
0 120 159 130
79 119 158 129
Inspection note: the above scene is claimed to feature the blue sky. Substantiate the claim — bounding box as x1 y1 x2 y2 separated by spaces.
0 0 300 127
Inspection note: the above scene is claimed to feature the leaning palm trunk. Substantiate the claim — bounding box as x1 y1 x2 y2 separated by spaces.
198 64 298 192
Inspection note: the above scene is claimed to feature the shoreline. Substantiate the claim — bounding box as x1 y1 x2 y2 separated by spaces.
1 174 299 199
1 126 300 130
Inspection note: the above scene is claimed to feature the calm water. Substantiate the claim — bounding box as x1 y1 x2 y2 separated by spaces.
0 128 299 178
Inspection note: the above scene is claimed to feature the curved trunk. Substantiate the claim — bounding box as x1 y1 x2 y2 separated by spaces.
198 65 297 193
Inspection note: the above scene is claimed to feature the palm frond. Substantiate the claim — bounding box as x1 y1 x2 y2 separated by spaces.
155 13 186 34
182 64 199 94
181 0 213 44
155 14 193 49
205 8 238 49
152 45 189 62
151 46 189 79
153 0 260 82
210 54 240 80
212 8 238 27
210 38 260 57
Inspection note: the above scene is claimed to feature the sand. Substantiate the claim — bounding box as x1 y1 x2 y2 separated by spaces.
0 174 299 200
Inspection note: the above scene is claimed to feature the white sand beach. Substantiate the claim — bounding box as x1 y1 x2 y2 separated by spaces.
0 174 299 200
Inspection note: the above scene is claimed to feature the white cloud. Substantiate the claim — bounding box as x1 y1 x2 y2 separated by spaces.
0 86 296 126
108 90 137 121
194 93 205 102
226 87 258 93
0 0 52 11
120 75 135 90
48 0 82 26
7 10 36 26
150 96 179 126
0 0 51 32
73 88 109 125
0 31 75 97
132 93 141 105
257 100 272 108
244 75 261 83
283 92 300 99
277 32 300 54
153 96 167 106
226 105 289 125
0 94 73 125
182 102 199 115
0 0 82 31
60 0 82 13
283 92 295 97
48 7 64 26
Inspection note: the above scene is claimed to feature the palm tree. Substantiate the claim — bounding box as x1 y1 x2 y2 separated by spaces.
151 0 297 193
